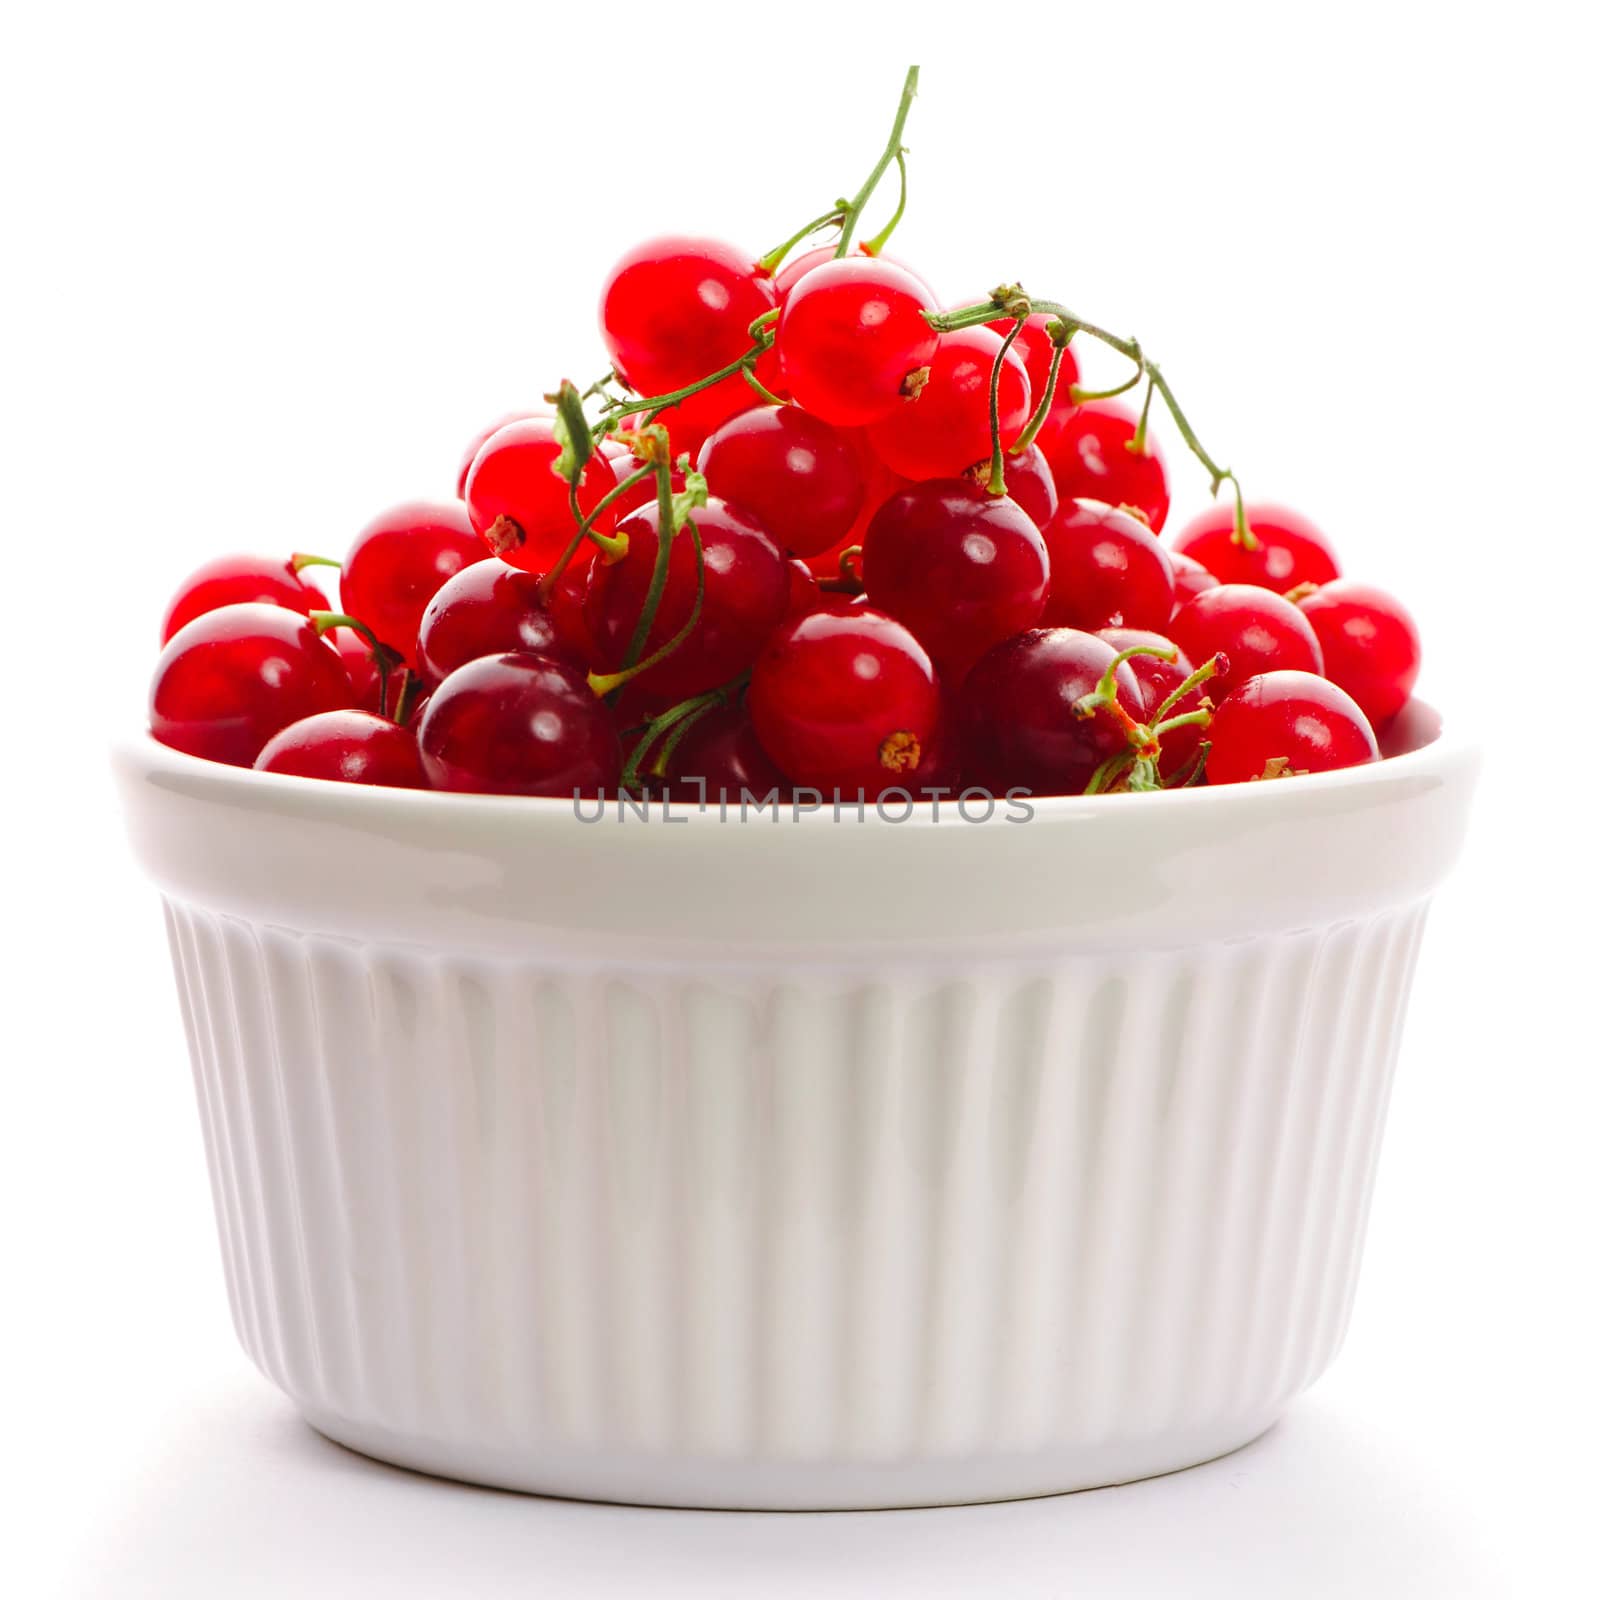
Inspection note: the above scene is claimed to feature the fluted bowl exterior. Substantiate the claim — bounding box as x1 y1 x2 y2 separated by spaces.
114 708 1478 1508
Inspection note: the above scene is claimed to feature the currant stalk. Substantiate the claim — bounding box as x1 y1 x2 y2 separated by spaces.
308 611 402 719
835 66 920 257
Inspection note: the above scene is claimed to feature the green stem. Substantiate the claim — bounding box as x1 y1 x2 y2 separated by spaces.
742 366 786 406
1150 652 1224 725
309 611 400 720
1072 367 1145 405
1010 332 1071 454
621 457 682 670
589 513 706 699
985 316 1024 495
757 208 846 275
290 552 341 573
861 148 909 256
538 465 651 601
836 66 920 257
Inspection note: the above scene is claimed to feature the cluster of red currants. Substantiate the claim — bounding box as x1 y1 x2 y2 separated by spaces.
147 70 1421 804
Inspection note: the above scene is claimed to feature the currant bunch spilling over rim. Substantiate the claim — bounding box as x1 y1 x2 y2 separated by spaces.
147 66 1426 801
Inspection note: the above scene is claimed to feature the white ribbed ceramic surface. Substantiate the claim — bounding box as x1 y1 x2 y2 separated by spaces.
117 706 1477 1508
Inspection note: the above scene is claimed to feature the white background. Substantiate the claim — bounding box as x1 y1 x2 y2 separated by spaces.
4 2 1598 1594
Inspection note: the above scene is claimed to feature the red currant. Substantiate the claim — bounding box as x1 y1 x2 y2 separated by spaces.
584 497 787 705
668 703 788 801
456 410 544 498
1294 580 1421 727
958 627 1143 797
464 417 620 576
1169 502 1341 592
1097 627 1206 781
996 443 1058 532
599 236 774 397
1206 670 1378 784
342 500 486 659
331 628 411 718
867 325 1031 480
416 559 577 686
1169 583 1324 699
150 603 354 767
777 258 940 427
417 653 621 795
254 709 429 788
862 479 1049 682
749 607 942 796
1041 499 1175 631
160 554 331 644
1041 402 1170 532
699 404 866 557
1169 549 1220 614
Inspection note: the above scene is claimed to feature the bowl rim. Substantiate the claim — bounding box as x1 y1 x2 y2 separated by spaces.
115 698 1480 832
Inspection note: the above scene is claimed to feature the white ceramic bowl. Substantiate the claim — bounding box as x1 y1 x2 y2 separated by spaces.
114 702 1478 1509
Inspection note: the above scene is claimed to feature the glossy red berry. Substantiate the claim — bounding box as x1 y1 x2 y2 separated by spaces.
867 325 1030 480
1169 502 1341 593
699 404 866 556
1097 627 1206 781
749 608 942 796
1169 550 1220 614
862 479 1049 682
417 653 621 796
1041 402 1170 533
584 497 787 705
996 443 1058 532
160 554 330 643
600 236 774 397
150 603 354 767
455 411 544 498
777 258 940 427
1169 583 1324 699
1041 499 1175 631
416 559 577 686
1294 580 1421 727
958 628 1142 797
254 710 430 788
464 417 620 576
341 500 486 659
667 703 788 801
1206 670 1378 785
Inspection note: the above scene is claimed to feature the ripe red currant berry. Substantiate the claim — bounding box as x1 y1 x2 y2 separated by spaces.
464 416 620 576
666 703 788 802
699 404 867 556
777 257 940 427
749 607 942 797
254 710 430 788
1041 499 1176 632
544 557 596 666
1041 402 1170 532
1169 550 1220 615
772 245 936 306
862 479 1049 682
803 443 908 579
417 653 622 796
1097 627 1207 781
160 554 332 644
584 498 787 705
1169 583 1324 699
1294 580 1421 727
455 411 545 498
341 500 486 661
1206 670 1379 785
150 603 355 767
958 627 1144 797
866 325 1031 480
416 559 578 686
991 443 1058 532
599 236 775 396
986 311 1081 453
1169 501 1341 592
